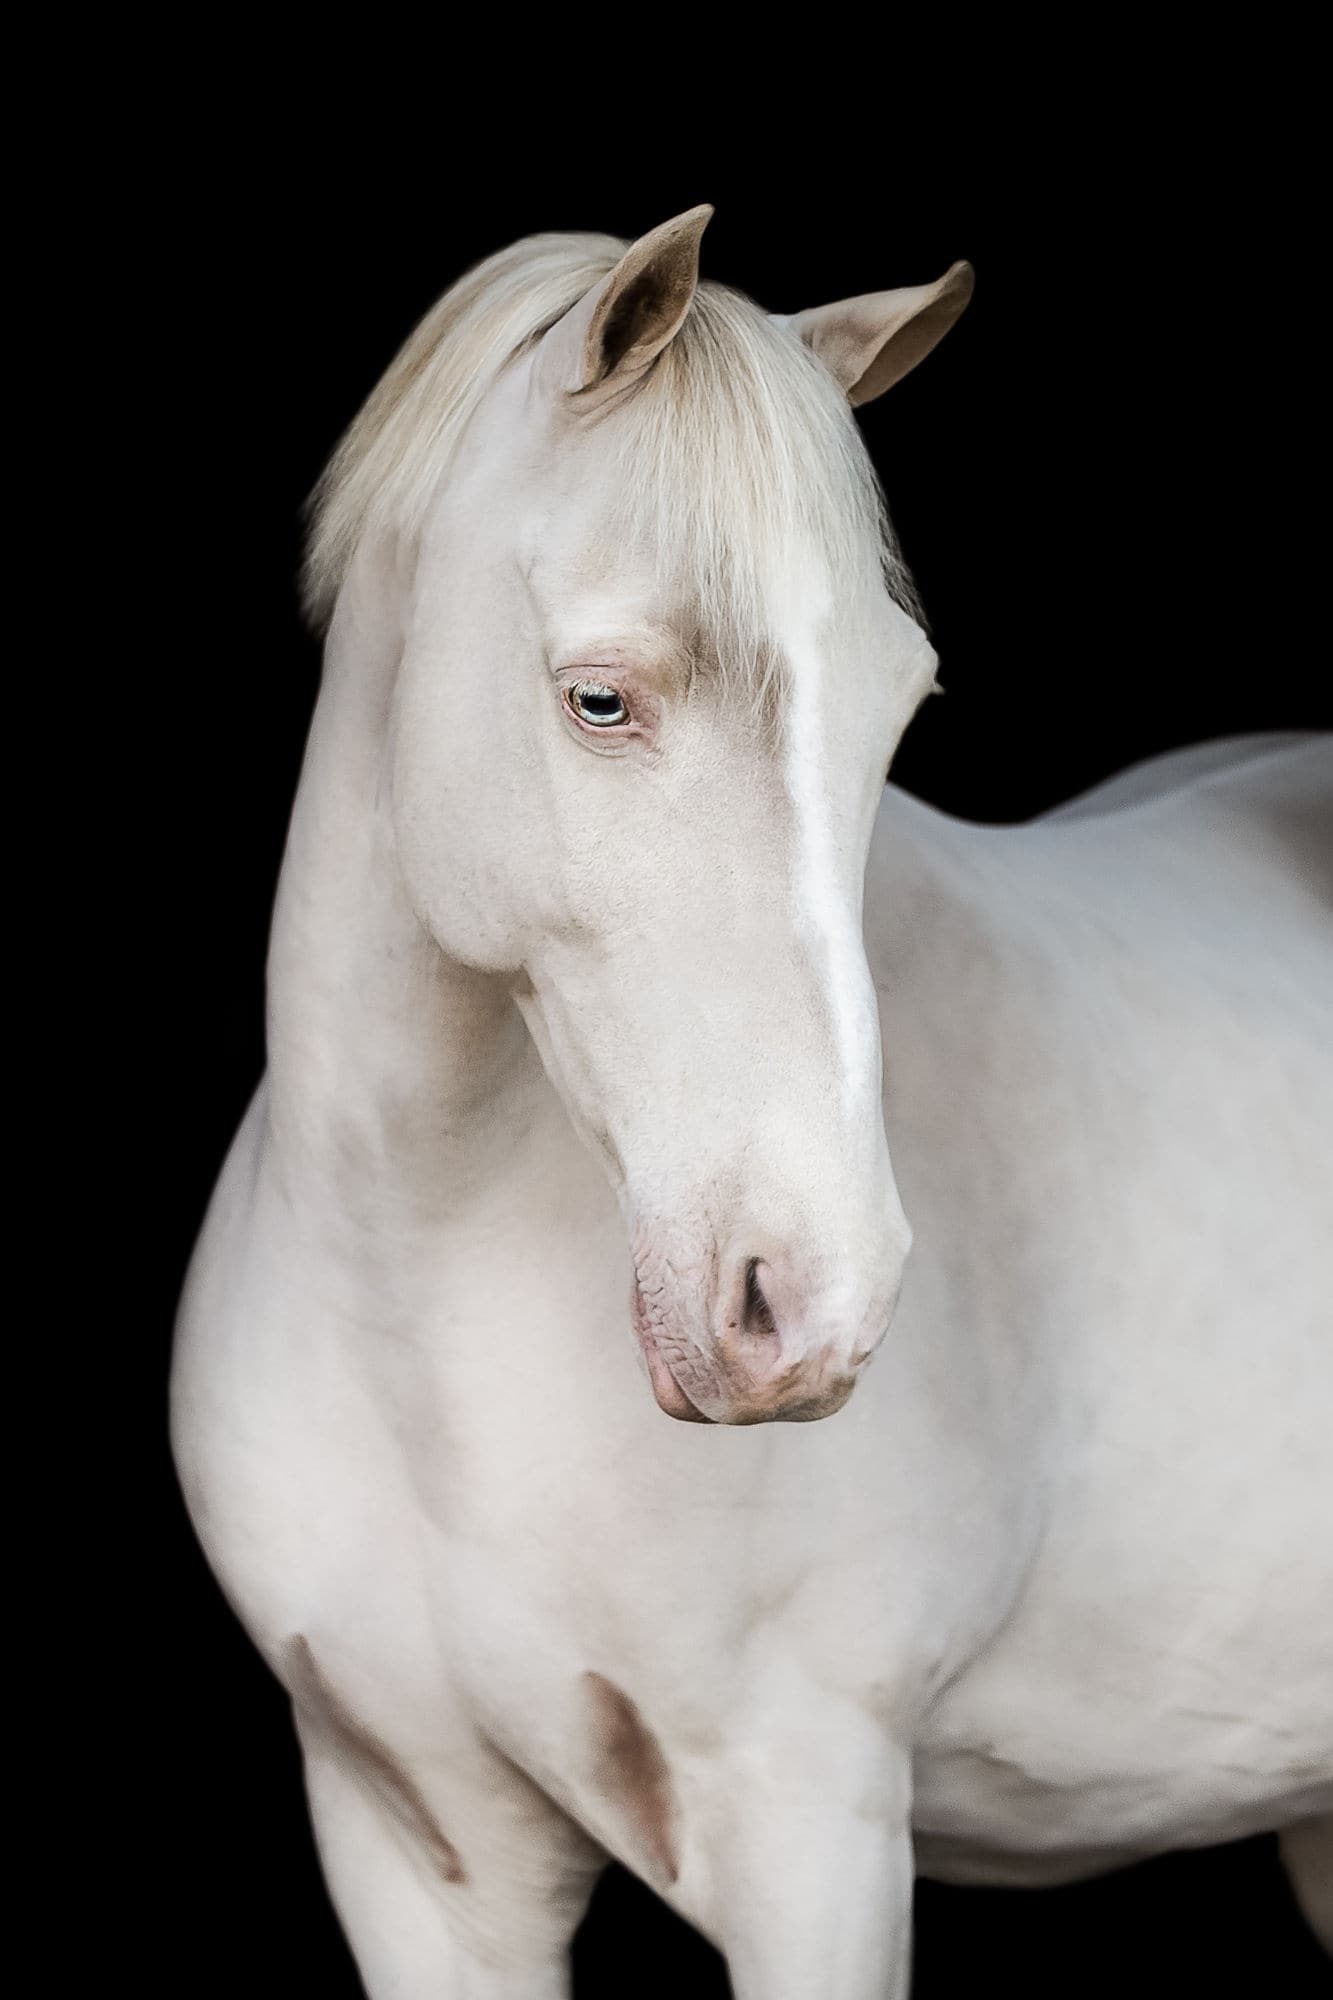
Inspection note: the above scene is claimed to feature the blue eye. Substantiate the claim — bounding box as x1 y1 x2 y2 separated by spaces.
567 681 630 727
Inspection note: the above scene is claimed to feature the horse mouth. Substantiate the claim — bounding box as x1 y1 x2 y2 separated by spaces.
632 1297 715 1425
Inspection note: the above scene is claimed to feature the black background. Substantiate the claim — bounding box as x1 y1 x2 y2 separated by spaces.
121 103 1330 2000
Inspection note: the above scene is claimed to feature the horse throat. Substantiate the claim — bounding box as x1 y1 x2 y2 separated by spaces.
263 550 538 1224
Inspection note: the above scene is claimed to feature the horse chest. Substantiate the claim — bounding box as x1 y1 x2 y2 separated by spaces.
263 1294 1001 1906
287 1459 892 1911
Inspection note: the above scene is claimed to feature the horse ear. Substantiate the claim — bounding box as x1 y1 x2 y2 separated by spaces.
783 261 974 407
536 205 713 401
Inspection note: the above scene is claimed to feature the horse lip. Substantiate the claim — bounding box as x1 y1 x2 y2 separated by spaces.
634 1318 715 1424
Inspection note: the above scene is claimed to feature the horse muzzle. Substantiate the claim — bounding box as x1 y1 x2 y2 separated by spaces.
631 1236 905 1425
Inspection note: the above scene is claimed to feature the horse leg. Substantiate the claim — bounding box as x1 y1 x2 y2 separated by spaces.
297 1726 604 2000
707 1723 915 2000
1279 1813 1333 1954
717 1814 914 2000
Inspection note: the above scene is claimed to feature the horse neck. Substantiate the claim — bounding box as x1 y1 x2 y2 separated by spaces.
263 543 537 1225
870 779 1011 977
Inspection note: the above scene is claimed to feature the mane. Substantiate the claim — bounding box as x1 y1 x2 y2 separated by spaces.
301 231 926 693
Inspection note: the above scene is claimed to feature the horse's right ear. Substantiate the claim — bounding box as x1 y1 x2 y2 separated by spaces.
534 205 713 404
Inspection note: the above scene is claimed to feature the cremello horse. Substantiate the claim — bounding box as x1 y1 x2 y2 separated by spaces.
170 207 1333 1996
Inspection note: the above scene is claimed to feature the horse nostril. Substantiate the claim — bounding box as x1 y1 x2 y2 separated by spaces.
742 1257 778 1339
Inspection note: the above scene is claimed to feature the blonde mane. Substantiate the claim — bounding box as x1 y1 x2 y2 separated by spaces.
301 231 925 684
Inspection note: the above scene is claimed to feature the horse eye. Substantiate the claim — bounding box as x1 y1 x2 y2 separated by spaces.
567 681 630 728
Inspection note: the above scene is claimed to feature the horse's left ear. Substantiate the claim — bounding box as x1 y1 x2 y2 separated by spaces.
783 261 975 407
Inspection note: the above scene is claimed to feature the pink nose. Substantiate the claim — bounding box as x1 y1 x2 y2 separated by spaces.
632 1248 880 1424
669 1245 892 1424
631 1230 905 1426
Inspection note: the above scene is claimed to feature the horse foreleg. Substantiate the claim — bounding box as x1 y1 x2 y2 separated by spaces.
296 1723 604 2000
705 1722 915 2000
1280 1812 1333 1955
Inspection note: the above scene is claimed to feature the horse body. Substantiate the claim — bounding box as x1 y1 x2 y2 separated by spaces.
170 211 1333 1995
895 742 1333 1883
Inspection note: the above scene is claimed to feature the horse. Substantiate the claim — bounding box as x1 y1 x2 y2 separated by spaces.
170 206 1333 1996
